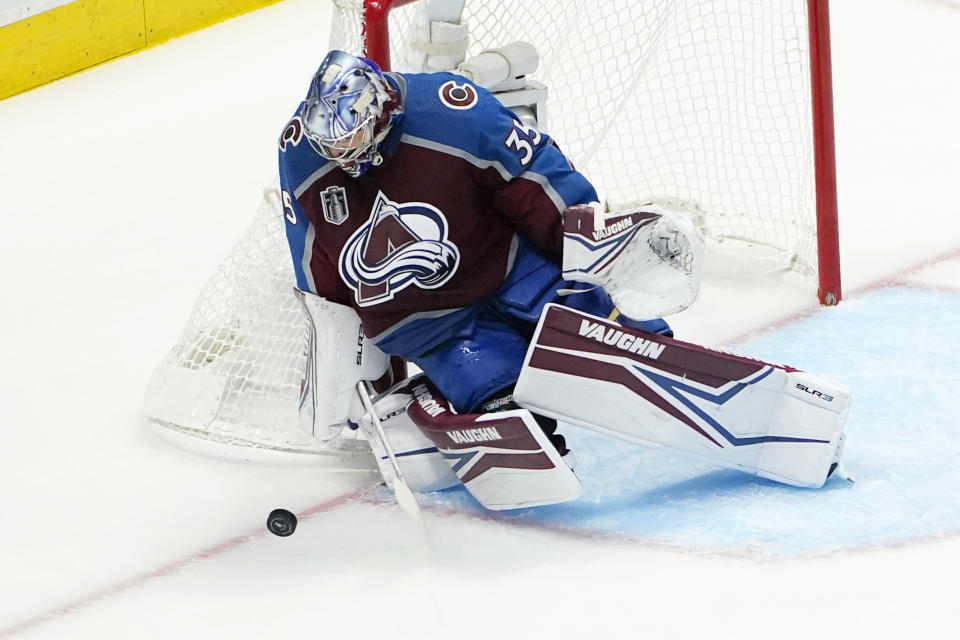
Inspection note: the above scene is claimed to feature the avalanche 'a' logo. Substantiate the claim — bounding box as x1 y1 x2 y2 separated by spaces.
339 191 460 307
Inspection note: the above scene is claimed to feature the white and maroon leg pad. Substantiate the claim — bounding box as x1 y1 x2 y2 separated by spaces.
514 304 851 488
401 376 582 510
356 385 460 494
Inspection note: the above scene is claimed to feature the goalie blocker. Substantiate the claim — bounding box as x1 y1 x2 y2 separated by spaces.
515 304 851 488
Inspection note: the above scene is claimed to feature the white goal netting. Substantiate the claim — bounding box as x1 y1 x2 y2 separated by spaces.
144 189 339 455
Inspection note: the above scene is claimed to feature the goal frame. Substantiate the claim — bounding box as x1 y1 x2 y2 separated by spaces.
357 0 842 305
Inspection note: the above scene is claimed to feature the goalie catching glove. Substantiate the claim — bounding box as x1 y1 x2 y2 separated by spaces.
562 201 705 321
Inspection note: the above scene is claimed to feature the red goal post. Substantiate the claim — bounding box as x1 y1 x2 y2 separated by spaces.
332 0 842 304
806 0 841 305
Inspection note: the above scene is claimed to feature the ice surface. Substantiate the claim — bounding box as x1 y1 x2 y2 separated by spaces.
1 0 959 638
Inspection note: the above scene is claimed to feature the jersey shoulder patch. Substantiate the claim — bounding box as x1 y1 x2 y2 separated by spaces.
437 78 480 110
279 114 304 151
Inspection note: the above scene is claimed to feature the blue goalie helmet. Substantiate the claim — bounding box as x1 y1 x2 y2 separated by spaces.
299 50 403 177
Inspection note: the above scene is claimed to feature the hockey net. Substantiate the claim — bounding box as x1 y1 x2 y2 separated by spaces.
144 0 840 455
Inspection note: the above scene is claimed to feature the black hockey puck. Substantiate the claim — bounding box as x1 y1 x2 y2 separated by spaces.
267 508 298 537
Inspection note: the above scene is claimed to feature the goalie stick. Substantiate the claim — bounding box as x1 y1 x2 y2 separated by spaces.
356 381 425 526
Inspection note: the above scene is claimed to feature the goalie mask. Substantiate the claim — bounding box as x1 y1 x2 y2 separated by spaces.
299 50 403 178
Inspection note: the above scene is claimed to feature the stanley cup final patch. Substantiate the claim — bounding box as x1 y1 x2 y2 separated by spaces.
321 186 349 225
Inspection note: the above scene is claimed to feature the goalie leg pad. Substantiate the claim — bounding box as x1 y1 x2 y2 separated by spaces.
401 376 582 510
355 387 460 494
514 305 851 488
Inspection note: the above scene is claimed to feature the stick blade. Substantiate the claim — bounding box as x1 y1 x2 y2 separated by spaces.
393 478 423 522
